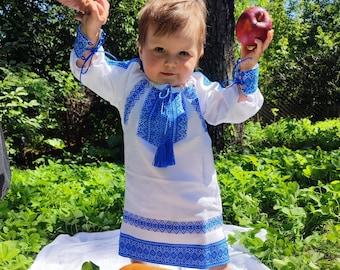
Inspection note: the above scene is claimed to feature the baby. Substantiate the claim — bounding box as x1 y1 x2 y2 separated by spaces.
63 0 273 269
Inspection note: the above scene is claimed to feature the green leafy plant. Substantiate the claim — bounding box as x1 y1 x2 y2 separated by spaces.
242 118 340 150
0 67 63 164
0 161 125 269
82 261 100 270
217 141 339 269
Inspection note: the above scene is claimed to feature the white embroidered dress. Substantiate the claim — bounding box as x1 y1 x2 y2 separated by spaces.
70 50 263 269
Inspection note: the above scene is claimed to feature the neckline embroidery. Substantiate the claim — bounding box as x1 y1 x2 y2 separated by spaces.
124 79 207 168
138 85 187 167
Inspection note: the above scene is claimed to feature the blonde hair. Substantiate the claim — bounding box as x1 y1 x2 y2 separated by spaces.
138 0 207 51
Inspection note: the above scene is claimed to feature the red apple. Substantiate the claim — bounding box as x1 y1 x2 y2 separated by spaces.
236 6 272 47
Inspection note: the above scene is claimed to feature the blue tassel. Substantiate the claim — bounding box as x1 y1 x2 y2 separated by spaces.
153 136 175 168
153 85 176 168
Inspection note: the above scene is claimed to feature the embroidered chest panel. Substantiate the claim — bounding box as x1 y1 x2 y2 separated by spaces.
124 79 207 167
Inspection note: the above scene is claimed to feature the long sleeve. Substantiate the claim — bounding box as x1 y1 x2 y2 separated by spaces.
193 72 264 125
70 49 145 111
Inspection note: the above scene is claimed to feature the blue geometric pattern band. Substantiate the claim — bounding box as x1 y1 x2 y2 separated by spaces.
183 86 208 132
119 233 230 269
123 211 223 234
73 24 109 86
124 79 149 124
74 24 106 59
137 86 188 147
233 60 259 96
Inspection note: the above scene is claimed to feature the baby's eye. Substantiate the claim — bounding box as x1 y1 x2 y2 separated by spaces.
154 47 165 53
179 51 190 56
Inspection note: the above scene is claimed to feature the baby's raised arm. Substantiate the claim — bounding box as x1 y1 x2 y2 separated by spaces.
237 30 274 102
59 0 110 68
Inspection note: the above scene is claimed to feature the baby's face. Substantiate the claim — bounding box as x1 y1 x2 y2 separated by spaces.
138 25 203 87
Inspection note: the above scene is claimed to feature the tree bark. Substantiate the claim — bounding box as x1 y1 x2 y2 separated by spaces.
200 0 236 151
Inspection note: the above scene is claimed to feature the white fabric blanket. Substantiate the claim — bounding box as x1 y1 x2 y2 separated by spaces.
30 225 270 270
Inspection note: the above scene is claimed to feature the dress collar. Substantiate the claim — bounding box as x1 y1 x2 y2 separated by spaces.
149 80 194 92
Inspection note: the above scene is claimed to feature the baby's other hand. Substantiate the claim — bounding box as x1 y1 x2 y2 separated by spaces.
78 0 110 25
78 0 110 43
239 29 274 71
57 0 88 12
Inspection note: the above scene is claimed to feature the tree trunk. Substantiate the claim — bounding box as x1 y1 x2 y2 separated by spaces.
200 0 236 152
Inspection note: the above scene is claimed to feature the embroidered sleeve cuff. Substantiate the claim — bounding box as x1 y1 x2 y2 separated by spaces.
233 62 259 96
74 24 106 59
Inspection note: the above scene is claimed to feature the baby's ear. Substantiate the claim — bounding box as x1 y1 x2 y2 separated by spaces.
137 41 143 57
199 47 204 58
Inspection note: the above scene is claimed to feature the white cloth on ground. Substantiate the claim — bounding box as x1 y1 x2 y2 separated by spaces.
29 225 270 270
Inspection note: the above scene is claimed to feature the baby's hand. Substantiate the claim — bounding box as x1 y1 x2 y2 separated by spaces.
58 0 109 43
57 0 88 12
78 0 110 44
239 29 274 71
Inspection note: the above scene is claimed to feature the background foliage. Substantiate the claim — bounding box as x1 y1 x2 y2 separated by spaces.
0 0 145 165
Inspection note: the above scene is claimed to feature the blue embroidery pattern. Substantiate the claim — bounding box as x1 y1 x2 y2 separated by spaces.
123 82 208 167
124 79 149 124
74 25 106 59
106 58 141 69
137 87 187 147
123 211 223 234
119 233 229 268
233 59 259 96
183 86 208 132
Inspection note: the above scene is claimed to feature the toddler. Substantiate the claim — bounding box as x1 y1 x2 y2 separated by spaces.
64 0 273 269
